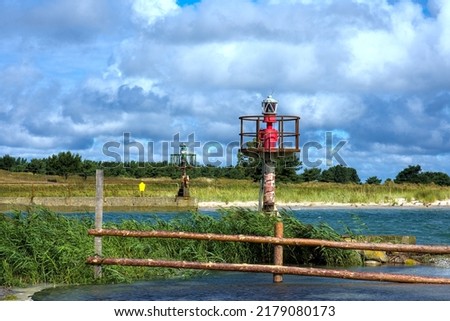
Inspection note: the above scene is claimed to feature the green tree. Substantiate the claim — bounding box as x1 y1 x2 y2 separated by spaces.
276 154 302 183
299 168 322 182
47 151 82 179
394 165 422 184
11 157 28 172
79 160 98 180
320 165 360 184
421 171 450 186
26 158 46 175
225 166 246 179
0 154 16 171
365 176 382 185
394 165 450 185
236 151 262 182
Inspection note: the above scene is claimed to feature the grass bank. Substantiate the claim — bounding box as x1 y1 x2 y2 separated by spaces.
0 206 362 287
1 171 449 205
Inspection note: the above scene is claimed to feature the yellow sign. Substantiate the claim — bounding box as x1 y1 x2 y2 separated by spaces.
139 181 146 193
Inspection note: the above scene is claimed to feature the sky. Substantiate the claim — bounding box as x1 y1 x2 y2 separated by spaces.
1 0 450 181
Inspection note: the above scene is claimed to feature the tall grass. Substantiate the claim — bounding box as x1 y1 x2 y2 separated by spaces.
0 206 361 287
0 207 94 286
277 182 450 204
2 174 449 204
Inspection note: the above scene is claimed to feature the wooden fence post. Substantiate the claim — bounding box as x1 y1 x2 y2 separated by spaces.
94 169 104 279
273 221 284 283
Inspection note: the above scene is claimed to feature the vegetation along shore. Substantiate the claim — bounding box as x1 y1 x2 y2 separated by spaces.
1 207 365 298
1 153 450 299
1 170 449 208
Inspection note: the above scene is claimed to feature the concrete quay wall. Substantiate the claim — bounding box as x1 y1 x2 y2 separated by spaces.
0 196 198 212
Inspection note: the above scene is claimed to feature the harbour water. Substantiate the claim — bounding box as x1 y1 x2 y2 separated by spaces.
33 207 450 301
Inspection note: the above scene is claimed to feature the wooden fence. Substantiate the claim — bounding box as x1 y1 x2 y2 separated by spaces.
86 225 450 285
86 170 450 285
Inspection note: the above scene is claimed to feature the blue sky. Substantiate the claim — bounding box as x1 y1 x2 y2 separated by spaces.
1 0 450 181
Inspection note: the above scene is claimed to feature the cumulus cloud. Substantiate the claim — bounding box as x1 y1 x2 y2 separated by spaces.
1 0 450 179
0 0 126 43
132 0 180 26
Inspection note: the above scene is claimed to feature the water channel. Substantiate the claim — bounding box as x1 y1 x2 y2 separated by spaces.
33 207 450 301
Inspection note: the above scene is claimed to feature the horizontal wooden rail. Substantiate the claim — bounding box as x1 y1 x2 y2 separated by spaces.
88 229 450 254
86 257 450 285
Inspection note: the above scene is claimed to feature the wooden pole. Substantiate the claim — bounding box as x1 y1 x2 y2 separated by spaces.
258 178 263 211
273 221 283 283
87 228 450 255
86 257 450 285
94 169 104 279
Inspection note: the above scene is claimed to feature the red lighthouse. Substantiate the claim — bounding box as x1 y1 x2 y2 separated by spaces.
239 96 300 213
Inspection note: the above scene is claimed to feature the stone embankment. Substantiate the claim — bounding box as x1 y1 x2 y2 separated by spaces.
343 235 450 266
0 196 198 212
0 287 13 300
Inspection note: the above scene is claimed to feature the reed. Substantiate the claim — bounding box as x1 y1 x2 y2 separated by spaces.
0 206 361 287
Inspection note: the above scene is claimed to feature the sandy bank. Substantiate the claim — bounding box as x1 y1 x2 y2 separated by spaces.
0 284 56 301
198 199 450 210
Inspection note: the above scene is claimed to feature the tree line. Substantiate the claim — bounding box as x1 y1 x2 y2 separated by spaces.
0 152 449 186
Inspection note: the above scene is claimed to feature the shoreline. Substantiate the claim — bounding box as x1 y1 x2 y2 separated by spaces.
0 284 56 301
2 199 449 301
198 199 450 210
1 193 449 212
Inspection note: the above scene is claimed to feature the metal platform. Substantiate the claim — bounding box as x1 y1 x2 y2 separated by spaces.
239 114 300 156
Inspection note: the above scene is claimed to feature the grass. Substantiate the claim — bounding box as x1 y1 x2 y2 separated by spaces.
0 206 362 287
1 170 449 204
278 181 450 204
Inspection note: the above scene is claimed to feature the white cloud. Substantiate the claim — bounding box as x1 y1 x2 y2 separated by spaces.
1 0 450 179
435 0 450 56
131 0 180 26
282 93 366 128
